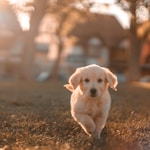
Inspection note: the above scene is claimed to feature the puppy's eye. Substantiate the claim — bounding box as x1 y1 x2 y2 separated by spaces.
98 78 102 83
84 78 89 82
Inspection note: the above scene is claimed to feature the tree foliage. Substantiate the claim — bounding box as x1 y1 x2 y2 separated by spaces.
114 0 149 81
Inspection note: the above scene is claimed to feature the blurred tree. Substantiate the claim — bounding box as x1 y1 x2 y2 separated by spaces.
128 0 141 81
9 0 49 79
119 0 149 81
47 0 89 79
13 0 88 80
19 0 49 80
11 0 149 80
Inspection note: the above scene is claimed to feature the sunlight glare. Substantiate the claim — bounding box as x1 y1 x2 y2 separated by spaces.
9 0 31 6
93 0 117 4
8 0 32 30
18 13 30 31
90 3 131 29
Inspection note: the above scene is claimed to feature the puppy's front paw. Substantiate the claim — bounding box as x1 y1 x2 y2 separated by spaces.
92 132 101 140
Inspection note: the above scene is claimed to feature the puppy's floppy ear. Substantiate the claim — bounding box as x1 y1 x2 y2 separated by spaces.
64 68 81 92
103 68 118 91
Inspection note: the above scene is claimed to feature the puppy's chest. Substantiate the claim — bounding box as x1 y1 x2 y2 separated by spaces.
85 100 102 117
75 98 103 118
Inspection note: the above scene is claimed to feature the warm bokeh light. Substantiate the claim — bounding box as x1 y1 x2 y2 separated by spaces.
7 0 148 31
9 0 31 6
94 0 117 4
8 0 32 30
90 2 131 29
17 13 30 30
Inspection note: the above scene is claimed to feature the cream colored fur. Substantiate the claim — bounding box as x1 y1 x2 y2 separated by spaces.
64 64 118 139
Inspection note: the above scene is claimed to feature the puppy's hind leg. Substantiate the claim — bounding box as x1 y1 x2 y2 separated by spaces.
73 114 95 137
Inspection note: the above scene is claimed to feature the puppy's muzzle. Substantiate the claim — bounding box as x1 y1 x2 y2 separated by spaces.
90 88 97 97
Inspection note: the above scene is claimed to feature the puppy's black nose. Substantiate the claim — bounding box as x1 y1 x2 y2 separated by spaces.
90 88 97 95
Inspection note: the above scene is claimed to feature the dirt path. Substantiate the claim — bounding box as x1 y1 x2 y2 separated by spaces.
0 81 150 150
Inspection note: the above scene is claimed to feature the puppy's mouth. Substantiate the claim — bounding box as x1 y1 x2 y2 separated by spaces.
90 93 97 97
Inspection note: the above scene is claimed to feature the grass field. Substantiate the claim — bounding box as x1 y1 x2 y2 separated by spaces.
0 81 149 150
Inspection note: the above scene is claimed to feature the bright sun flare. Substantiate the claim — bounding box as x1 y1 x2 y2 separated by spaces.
8 0 29 5
17 13 30 31
8 0 31 30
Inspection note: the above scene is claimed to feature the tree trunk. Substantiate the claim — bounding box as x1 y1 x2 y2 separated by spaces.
49 13 68 80
19 0 48 80
19 31 36 80
128 33 141 81
128 0 141 81
50 37 63 80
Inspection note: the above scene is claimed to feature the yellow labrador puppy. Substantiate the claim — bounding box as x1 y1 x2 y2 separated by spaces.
64 64 118 139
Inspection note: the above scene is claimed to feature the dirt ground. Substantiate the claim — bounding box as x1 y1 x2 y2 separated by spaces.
0 81 150 150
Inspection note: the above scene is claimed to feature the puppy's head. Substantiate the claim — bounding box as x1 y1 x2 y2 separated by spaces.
64 64 118 98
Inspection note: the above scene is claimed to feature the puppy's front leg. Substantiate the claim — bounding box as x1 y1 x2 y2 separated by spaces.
73 113 95 137
93 116 108 139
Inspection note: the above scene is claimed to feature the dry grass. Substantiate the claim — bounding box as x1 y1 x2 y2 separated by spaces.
0 81 149 150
